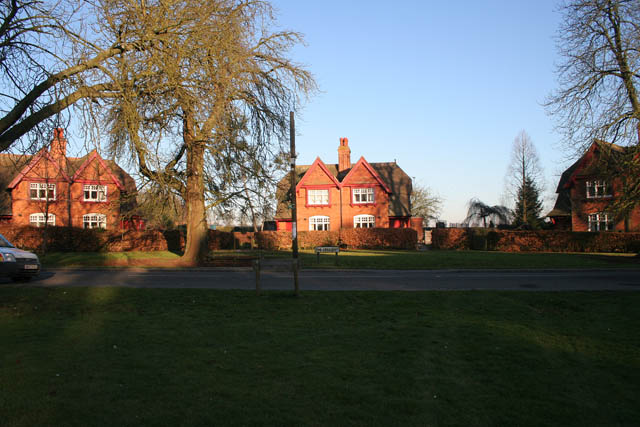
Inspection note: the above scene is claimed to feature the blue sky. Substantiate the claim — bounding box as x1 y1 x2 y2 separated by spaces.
271 0 567 223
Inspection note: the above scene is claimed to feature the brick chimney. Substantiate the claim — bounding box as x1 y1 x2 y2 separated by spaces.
338 137 351 173
50 128 67 163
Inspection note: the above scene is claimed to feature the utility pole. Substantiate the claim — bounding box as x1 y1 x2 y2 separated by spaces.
289 111 300 296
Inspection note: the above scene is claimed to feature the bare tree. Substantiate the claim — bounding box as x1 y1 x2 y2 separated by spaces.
0 0 197 153
546 0 640 150
547 1 640 223
410 183 443 226
96 0 315 264
504 130 544 227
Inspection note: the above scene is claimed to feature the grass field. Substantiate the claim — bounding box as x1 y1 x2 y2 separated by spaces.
1 288 639 426
41 249 640 269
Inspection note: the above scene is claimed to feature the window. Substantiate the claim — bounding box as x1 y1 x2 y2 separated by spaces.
83 184 107 202
83 213 106 229
308 189 329 205
354 214 375 228
29 213 55 227
588 213 613 231
309 215 330 231
586 180 612 198
353 188 374 204
29 183 56 201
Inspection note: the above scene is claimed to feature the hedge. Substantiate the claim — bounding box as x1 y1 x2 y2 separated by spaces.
0 226 171 252
0 225 418 252
432 228 640 253
255 228 417 250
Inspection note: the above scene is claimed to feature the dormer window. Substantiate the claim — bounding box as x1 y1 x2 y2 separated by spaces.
30 183 56 201
308 189 329 205
84 184 107 202
586 180 612 198
353 188 374 204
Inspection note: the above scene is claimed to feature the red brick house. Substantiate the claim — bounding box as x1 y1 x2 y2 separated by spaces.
275 138 419 233
547 140 640 231
0 129 140 229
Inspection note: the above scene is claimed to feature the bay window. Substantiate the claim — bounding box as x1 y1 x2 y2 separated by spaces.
29 213 55 227
354 214 375 228
309 215 330 231
588 212 612 231
83 213 107 229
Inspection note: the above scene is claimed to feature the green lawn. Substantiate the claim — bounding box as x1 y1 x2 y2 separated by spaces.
42 249 640 270
1 288 639 426
300 249 640 269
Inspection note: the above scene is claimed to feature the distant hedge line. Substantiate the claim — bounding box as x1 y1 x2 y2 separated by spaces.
432 228 640 253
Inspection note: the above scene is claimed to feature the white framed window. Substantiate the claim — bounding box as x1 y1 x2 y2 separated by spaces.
309 215 330 231
586 180 612 198
83 213 107 229
29 213 55 227
353 187 374 204
588 212 613 231
29 182 56 201
354 214 375 228
83 184 107 202
308 189 329 205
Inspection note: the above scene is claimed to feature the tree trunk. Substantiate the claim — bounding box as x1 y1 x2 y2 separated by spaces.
521 155 527 224
181 114 208 265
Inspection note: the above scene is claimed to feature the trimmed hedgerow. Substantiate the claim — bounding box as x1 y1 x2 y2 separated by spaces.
255 229 417 250
432 228 640 253
0 225 418 253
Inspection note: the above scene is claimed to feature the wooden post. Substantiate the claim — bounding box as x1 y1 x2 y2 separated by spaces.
254 259 261 296
290 111 300 296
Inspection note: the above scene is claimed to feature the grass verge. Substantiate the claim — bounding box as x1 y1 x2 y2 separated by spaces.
226 249 640 269
41 249 640 269
1 288 639 426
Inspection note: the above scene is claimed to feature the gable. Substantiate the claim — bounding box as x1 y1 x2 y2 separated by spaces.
72 151 124 190
296 157 340 190
6 150 70 189
559 140 625 191
342 157 391 193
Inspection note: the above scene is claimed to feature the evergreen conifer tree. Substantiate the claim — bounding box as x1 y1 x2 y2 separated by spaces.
513 177 543 228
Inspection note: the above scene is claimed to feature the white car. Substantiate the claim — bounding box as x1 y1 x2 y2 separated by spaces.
0 233 41 282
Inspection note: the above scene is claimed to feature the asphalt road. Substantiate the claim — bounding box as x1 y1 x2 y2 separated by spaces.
3 268 640 291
